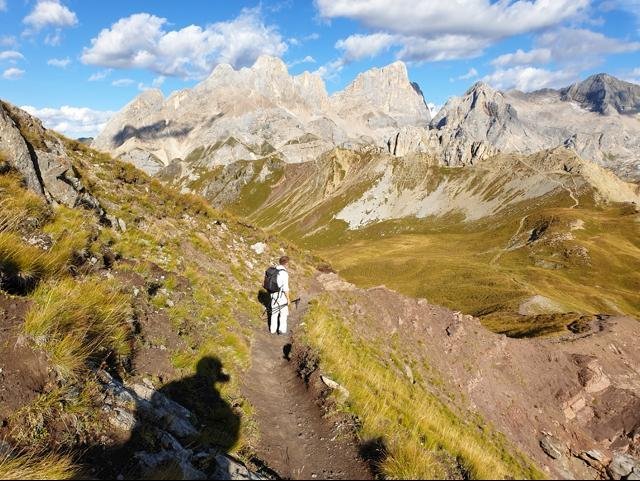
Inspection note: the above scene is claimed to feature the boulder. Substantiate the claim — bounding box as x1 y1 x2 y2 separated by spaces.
540 435 565 460
607 453 638 480
0 102 43 195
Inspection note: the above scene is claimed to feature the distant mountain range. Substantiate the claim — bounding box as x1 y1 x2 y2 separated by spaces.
93 56 640 181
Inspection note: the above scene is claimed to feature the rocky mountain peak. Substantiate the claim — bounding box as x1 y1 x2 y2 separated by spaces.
251 54 288 75
331 60 431 126
561 73 640 115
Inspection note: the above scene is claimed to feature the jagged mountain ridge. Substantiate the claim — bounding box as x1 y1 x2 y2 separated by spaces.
405 75 640 180
93 56 430 174
94 59 640 181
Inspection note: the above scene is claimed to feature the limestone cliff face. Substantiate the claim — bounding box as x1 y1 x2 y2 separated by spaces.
330 61 431 130
0 101 103 209
385 78 640 179
94 59 640 181
93 56 430 174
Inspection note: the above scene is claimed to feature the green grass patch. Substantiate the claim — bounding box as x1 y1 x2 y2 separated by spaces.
301 298 544 479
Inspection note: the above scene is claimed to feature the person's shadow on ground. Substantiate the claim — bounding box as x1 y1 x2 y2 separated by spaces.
89 356 241 479
159 356 240 451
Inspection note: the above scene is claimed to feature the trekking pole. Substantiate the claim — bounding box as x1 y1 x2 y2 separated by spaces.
263 298 301 317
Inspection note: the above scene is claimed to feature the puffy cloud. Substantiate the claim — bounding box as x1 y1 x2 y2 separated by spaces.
492 29 640 69
537 28 640 63
21 105 115 138
625 67 640 84
397 35 490 62
482 66 577 91
313 58 346 80
81 8 287 79
335 33 395 61
23 0 78 31
316 0 589 39
47 57 71 68
601 0 640 20
485 28 640 91
318 0 590 63
0 51 24 62
0 36 18 47
491 48 552 67
2 67 25 80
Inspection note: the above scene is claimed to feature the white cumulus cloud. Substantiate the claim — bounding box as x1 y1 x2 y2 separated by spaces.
21 105 115 138
335 33 395 61
485 28 640 91
483 66 578 91
317 0 589 39
47 57 71 68
491 48 552 67
23 0 78 31
318 0 589 63
3 67 25 80
0 36 17 47
81 8 287 79
0 51 24 62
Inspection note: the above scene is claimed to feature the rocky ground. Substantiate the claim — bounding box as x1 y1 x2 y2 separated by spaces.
311 272 640 480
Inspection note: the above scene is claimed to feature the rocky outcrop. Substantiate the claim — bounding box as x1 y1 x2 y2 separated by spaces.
315 272 640 480
0 101 107 213
0 102 43 195
422 79 640 180
93 56 431 176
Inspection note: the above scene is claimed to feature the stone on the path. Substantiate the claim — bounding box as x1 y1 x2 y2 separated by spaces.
540 435 565 460
320 375 350 402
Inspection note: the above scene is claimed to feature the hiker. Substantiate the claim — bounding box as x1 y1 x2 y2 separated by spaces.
264 256 291 335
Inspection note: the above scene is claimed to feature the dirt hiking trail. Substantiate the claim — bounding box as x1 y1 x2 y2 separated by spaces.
242 294 372 480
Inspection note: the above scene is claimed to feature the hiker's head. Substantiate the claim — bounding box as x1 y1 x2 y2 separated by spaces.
196 357 230 383
279 256 290 267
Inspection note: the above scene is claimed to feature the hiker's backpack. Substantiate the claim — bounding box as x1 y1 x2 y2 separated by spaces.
263 266 282 294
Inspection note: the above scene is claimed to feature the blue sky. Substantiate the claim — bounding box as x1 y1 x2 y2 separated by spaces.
0 0 639 137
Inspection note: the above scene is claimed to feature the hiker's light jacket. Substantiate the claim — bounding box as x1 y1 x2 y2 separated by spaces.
272 264 289 306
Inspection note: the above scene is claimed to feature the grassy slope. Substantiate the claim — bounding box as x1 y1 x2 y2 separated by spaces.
299 297 544 480
319 195 640 336
0 137 318 477
204 149 639 337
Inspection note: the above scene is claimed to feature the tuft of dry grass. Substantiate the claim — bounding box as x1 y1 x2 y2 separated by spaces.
24 277 132 378
0 451 77 480
301 298 544 480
